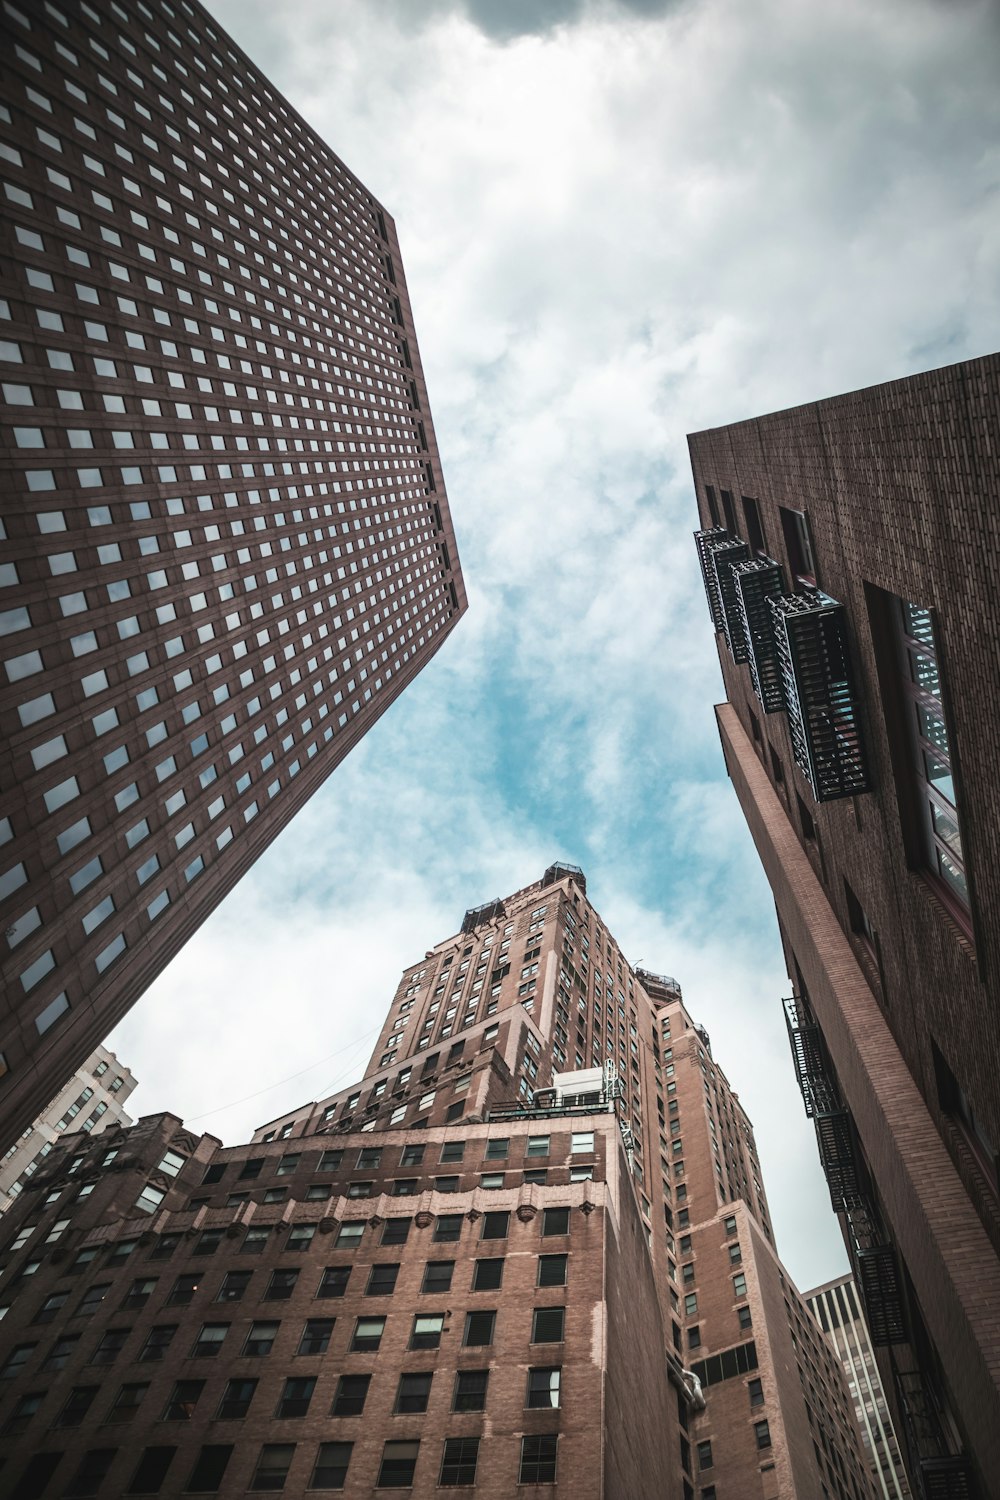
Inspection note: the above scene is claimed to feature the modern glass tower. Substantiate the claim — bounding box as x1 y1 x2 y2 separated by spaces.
0 0 466 1149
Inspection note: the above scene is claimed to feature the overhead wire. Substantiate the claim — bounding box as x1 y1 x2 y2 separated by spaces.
184 1021 384 1122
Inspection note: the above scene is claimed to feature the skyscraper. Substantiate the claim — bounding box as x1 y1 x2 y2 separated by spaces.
689 352 1000 1497
0 0 466 1149
805 1274 911 1500
0 866 875 1498
0 1044 137 1215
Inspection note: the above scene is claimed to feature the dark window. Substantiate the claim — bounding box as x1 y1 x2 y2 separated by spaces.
933 1041 998 1188
440 1436 479 1487
400 1144 425 1167
298 1319 335 1355
250 1444 295 1491
65 1447 116 1496
168 1273 200 1306
741 496 766 554
754 1420 772 1450
440 1141 465 1163
309 1442 352 1490
779 505 816 583
738 1305 752 1331
317 1151 343 1173
480 1211 508 1240
351 1317 385 1352
463 1310 495 1347
108 1382 148 1424
531 1307 565 1343
44 1334 80 1370
33 1291 69 1324
453 1369 489 1412
78 1284 111 1317
276 1377 315 1419
56 1386 99 1427
688 1326 702 1349
542 1207 569 1236
239 1159 264 1180
4 1391 43 1434
163 1381 204 1421
332 1374 370 1417
194 1229 224 1257
317 1266 350 1299
796 792 816 842
526 1367 561 1408
433 1214 463 1242
265 1269 299 1301
748 1377 764 1407
395 1372 432 1413
217 1378 257 1420
697 1439 713 1470
92 1329 130 1365
381 1218 411 1246
202 1164 226 1184
377 1441 419 1488
13 1456 62 1498
484 1137 509 1159
191 1323 229 1358
537 1254 567 1287
472 1257 504 1291
435 1175 460 1194
277 1154 301 1176
243 1321 279 1357
720 489 738 533
217 1271 251 1302
126 1446 176 1494
366 1263 400 1296
519 1434 558 1484
150 1235 180 1261
705 485 720 526
123 1278 158 1311
185 1444 233 1492
844 879 876 951
391 1179 418 1197
422 1260 454 1293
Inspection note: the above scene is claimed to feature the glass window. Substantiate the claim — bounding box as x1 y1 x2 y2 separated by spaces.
309 1442 352 1490
463 1310 495 1347
452 1370 489 1412
519 1434 558 1484
350 1317 384 1353
439 1437 479 1487
331 1374 370 1417
410 1314 443 1350
526 1366 561 1409
531 1307 564 1343
395 1372 432 1414
377 1441 419 1488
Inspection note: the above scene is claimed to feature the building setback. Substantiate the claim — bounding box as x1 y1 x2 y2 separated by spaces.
0 1044 136 1216
806 1275 912 1500
0 867 875 1499
0 0 466 1150
689 352 1000 1498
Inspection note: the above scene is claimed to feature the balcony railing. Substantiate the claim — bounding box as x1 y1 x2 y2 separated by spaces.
896 1369 977 1498
693 526 735 633
782 996 827 1118
711 537 752 662
842 1193 907 1347
735 557 787 713
770 590 869 802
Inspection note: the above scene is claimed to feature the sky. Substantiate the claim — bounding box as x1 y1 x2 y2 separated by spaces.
109 0 1000 1292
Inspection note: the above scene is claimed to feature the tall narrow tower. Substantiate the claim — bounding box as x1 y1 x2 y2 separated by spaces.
0 867 873 1498
0 0 466 1150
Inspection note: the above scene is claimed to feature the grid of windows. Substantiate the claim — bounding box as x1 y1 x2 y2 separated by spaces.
0 0 465 1148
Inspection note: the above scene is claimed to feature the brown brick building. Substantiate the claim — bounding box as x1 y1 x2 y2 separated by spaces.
0 867 874 1498
0 0 466 1150
689 353 1000 1497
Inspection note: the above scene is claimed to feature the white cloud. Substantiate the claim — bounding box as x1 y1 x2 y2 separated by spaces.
111 0 999 1292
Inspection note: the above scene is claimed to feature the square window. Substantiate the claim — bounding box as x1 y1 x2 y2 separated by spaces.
439 1436 479 1487
350 1317 385 1353
422 1260 454 1294
366 1263 400 1297
395 1372 433 1414
452 1369 489 1412
381 1218 411 1246
484 1137 509 1160
377 1440 419 1489
298 1318 335 1355
242 1321 279 1358
410 1314 444 1350
275 1376 315 1420
433 1214 463 1243
526 1136 550 1157
480 1211 509 1240
542 1207 570 1237
309 1442 352 1490
526 1366 561 1409
472 1257 504 1292
217 1378 257 1420
331 1374 370 1417
537 1254 567 1287
463 1309 495 1347
531 1307 564 1343
519 1434 558 1484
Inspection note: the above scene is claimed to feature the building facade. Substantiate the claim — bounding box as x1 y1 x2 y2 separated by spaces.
0 867 874 1499
689 353 1000 1498
806 1274 912 1500
0 1044 137 1216
0 0 466 1150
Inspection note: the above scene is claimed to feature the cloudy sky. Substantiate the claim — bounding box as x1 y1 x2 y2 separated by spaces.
110 0 1000 1292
